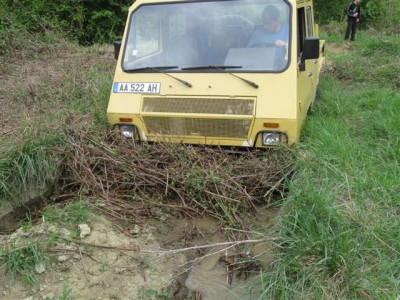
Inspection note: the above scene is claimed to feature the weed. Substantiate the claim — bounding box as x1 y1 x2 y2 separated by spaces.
55 282 76 300
138 287 168 300
46 230 60 248
43 200 91 225
99 261 110 273
0 133 63 203
0 241 44 286
139 256 152 269
21 212 34 232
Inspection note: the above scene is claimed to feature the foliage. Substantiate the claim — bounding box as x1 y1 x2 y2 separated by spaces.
2 0 400 47
2 0 130 44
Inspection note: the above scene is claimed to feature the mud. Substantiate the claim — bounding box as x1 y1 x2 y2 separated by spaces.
0 215 187 300
0 206 278 300
148 208 279 299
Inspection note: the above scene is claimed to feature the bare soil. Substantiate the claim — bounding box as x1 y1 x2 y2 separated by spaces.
0 215 187 300
0 207 278 300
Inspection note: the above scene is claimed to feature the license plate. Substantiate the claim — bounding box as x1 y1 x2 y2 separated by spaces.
113 82 161 94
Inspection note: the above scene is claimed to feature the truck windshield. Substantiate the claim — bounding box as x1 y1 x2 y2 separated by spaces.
123 0 291 72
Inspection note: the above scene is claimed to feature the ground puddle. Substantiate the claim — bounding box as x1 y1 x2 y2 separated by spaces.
182 208 278 299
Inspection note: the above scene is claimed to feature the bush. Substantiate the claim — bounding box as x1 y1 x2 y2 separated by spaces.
3 0 130 44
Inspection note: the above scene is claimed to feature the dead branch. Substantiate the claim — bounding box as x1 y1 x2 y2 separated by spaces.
141 237 278 255
58 125 294 227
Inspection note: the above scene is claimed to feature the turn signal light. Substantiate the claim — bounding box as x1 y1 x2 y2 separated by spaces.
119 117 133 122
263 122 279 128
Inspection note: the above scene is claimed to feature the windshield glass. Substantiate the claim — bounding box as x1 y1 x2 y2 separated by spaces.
123 0 291 72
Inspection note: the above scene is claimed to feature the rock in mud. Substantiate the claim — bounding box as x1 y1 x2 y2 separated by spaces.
78 223 91 239
57 255 69 263
35 262 46 274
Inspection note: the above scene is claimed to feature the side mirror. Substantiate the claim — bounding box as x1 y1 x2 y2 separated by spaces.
303 37 320 60
299 37 319 71
114 41 122 60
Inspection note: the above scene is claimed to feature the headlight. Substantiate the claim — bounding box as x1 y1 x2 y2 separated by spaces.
262 131 286 146
119 125 135 139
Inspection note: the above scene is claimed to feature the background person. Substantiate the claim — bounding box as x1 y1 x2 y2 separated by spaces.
344 0 361 41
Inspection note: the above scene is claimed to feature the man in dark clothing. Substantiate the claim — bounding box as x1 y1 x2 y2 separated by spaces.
344 0 361 41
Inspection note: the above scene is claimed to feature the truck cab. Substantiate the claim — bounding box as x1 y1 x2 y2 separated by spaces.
107 0 325 147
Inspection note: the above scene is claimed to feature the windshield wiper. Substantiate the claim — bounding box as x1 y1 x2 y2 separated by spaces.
125 66 192 88
126 66 179 72
182 65 242 70
182 65 258 89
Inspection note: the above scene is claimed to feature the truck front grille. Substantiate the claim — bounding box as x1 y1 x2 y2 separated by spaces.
143 117 251 138
141 97 255 139
142 97 254 115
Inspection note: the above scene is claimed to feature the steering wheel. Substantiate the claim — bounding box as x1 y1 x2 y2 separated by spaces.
250 42 277 48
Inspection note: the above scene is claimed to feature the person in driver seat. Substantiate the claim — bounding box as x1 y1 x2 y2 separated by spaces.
247 5 288 69
247 5 289 48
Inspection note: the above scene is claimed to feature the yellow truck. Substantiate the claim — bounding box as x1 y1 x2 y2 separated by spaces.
107 0 325 147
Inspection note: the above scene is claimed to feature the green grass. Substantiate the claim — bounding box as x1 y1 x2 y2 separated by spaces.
321 29 400 88
0 241 44 286
55 282 76 300
138 287 168 300
43 200 91 225
253 30 400 298
0 132 64 202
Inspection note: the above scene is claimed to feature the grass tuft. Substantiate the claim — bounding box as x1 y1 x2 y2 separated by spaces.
43 200 91 225
0 241 44 286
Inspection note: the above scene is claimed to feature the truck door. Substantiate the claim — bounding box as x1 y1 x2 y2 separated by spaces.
297 5 318 116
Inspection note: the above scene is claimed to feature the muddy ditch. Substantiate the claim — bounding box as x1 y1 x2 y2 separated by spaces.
0 132 294 299
0 204 279 300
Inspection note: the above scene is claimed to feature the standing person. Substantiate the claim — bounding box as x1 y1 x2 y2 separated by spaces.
344 0 361 41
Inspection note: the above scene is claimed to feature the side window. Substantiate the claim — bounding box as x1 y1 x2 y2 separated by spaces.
306 6 314 37
297 7 306 61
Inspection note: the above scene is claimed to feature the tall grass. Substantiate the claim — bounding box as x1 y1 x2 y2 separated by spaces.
0 133 63 202
254 31 400 298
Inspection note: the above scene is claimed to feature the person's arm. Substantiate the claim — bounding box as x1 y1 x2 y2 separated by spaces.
276 24 289 47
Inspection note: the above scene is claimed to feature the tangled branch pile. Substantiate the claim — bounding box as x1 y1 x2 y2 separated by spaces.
61 128 294 226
